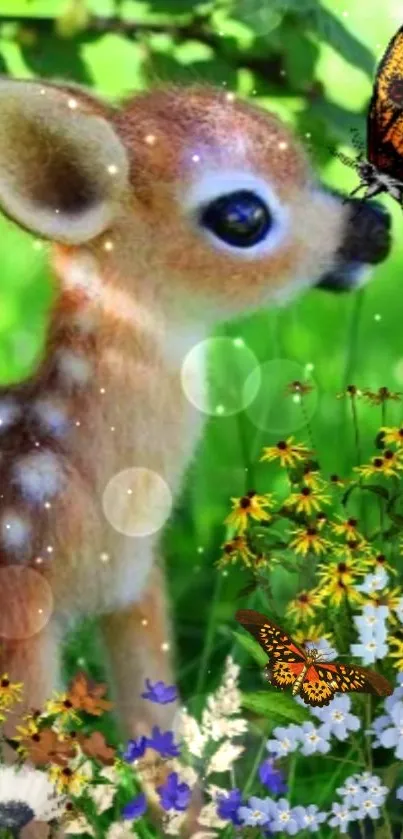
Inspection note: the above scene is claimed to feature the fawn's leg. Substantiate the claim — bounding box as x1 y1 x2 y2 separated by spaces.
100 563 177 738
0 618 62 738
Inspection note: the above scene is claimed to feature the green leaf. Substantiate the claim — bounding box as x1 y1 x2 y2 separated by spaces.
242 690 311 723
362 485 389 501
389 512 403 526
309 6 375 77
233 629 268 667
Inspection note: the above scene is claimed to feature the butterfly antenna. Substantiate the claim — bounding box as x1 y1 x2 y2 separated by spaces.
350 127 365 154
333 149 360 171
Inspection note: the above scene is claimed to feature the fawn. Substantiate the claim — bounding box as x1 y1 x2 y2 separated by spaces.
0 78 391 743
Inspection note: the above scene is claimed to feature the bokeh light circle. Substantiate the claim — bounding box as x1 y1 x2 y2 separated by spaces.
0 566 53 640
181 337 261 417
102 467 173 537
245 358 318 433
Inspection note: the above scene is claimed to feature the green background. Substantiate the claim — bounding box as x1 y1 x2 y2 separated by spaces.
0 0 402 813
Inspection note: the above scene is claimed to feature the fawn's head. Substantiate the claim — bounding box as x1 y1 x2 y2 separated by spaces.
0 79 391 323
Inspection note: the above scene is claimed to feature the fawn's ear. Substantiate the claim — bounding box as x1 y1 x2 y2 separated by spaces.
0 78 130 244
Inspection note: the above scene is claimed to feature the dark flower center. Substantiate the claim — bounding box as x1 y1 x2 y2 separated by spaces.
301 488 311 497
384 450 394 460
240 497 251 509
347 385 356 395
277 441 287 450
373 458 383 467
62 767 73 777
347 518 357 527
0 679 10 688
330 474 340 482
338 562 347 573
376 554 386 564
298 594 309 604
63 699 73 709
306 527 317 536
32 733 41 743
0 801 35 831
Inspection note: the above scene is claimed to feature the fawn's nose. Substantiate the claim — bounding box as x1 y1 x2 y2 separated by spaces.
316 197 392 293
340 198 392 265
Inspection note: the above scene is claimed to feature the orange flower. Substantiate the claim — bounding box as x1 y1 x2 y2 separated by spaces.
67 672 113 717
16 725 76 767
78 731 116 765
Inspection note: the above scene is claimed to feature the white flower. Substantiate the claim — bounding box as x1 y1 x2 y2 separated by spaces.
107 823 138 839
100 765 120 785
208 715 248 742
189 833 217 839
206 741 244 774
0 766 65 833
176 710 207 758
88 782 116 813
164 811 187 835
198 801 227 828
66 815 95 835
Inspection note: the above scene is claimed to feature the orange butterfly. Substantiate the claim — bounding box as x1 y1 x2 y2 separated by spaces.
235 609 392 707
339 25 403 205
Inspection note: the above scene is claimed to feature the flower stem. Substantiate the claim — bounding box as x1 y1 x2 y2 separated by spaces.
299 396 314 450
242 735 267 797
349 394 362 466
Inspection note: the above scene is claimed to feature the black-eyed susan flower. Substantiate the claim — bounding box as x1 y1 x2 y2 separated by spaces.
0 674 22 710
284 487 330 516
218 536 255 568
388 637 403 670
337 384 362 399
331 516 362 542
323 577 364 607
286 589 322 623
285 380 314 397
317 557 365 589
225 491 273 534
302 466 325 491
329 474 346 487
362 386 402 405
261 437 311 468
45 693 80 725
380 426 403 447
364 552 397 576
355 450 403 479
289 525 331 557
49 763 91 796
333 538 371 563
368 586 402 612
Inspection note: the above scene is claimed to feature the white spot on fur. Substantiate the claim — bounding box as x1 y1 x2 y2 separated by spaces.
33 398 69 437
13 451 64 503
0 511 31 551
57 350 91 387
0 399 20 430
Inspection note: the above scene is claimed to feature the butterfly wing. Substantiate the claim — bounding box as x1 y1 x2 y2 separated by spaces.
299 661 392 708
235 609 306 665
368 25 403 180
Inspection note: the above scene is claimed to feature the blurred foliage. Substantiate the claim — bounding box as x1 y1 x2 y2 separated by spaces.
0 0 402 739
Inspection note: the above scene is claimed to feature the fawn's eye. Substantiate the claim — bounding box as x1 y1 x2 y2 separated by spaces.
200 190 272 248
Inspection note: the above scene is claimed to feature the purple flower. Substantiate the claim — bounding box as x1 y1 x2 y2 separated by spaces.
217 788 243 825
311 695 360 741
123 735 147 763
297 722 331 756
352 789 381 820
267 724 300 757
293 804 326 833
141 678 178 705
258 760 287 795
329 802 354 834
270 798 299 835
378 700 403 758
122 793 147 820
238 796 275 827
147 726 180 758
157 772 191 812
